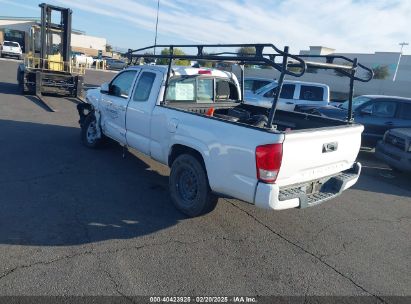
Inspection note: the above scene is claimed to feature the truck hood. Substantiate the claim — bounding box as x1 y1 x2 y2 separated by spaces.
86 88 101 107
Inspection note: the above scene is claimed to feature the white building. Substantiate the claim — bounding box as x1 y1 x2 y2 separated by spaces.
0 16 107 56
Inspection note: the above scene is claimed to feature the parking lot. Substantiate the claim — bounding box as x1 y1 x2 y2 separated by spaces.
0 58 410 300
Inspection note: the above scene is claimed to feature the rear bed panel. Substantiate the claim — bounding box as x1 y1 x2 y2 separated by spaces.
276 124 364 187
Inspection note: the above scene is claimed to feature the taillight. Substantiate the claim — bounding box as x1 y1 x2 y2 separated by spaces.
256 143 283 183
198 70 212 75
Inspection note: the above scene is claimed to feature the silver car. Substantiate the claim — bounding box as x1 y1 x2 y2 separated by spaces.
105 59 127 70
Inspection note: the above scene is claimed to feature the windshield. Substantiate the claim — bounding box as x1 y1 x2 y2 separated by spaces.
255 81 276 95
339 96 371 110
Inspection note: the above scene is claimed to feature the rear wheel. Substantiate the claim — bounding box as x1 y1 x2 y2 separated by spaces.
81 115 104 148
169 154 218 217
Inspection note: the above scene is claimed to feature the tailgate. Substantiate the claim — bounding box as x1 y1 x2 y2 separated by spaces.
276 124 364 187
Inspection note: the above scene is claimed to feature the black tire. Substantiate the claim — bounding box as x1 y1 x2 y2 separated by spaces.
17 72 27 94
169 154 218 217
81 114 104 148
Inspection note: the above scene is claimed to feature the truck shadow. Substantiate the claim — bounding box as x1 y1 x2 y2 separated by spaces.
0 119 184 246
0 82 19 95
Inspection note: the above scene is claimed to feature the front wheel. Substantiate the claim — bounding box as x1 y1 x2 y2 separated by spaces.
81 114 104 148
169 154 218 217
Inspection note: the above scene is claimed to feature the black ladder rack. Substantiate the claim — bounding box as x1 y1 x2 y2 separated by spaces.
125 43 373 129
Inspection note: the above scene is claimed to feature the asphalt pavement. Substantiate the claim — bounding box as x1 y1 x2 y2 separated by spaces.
0 59 410 301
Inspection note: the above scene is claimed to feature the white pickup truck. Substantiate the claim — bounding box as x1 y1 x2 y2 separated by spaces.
244 80 330 112
77 65 363 217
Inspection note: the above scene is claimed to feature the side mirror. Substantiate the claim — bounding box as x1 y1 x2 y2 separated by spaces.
100 82 109 94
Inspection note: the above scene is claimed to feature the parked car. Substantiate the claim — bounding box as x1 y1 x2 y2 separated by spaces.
0 41 23 60
244 77 273 93
244 80 330 112
375 128 411 173
105 58 127 70
297 95 411 147
77 65 363 217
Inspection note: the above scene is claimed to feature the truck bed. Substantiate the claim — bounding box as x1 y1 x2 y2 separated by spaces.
165 101 347 132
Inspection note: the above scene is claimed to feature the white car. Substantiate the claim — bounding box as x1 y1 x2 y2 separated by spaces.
77 65 363 217
244 80 330 112
0 41 23 60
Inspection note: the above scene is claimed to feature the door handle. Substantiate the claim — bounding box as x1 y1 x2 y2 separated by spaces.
285 102 294 105
385 121 393 126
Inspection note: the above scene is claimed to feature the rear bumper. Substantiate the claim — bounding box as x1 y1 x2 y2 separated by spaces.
1 51 21 57
254 162 361 210
375 141 411 172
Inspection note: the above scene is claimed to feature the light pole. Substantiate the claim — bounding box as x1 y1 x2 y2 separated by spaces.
393 42 409 82
153 0 160 56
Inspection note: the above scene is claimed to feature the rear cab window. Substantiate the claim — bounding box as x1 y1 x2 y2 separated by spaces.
166 76 238 103
3 41 19 47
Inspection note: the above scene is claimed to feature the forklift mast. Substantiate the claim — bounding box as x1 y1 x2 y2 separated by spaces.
17 3 83 108
39 3 72 63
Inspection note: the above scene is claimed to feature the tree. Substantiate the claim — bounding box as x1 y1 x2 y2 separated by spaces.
370 65 390 80
142 52 156 64
196 52 214 68
157 48 190 66
236 46 256 67
105 44 113 53
236 46 256 57
334 62 353 77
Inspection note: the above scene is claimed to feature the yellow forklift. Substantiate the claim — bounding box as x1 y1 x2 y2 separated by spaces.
17 3 84 111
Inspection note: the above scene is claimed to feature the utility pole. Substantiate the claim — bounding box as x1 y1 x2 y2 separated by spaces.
393 42 409 82
153 0 160 56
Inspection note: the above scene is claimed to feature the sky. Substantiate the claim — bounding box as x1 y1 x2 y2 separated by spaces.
0 0 410 54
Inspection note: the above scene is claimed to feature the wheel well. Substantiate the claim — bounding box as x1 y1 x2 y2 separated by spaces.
168 144 206 169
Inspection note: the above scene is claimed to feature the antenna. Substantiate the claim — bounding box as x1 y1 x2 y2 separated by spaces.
393 42 409 81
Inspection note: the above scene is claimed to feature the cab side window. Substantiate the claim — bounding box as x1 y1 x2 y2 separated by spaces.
399 103 411 119
299 86 324 101
264 84 295 99
363 101 397 118
110 70 137 98
133 72 156 102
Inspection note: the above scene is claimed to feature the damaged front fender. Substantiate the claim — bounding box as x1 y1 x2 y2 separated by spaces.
77 103 103 139
77 102 93 128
